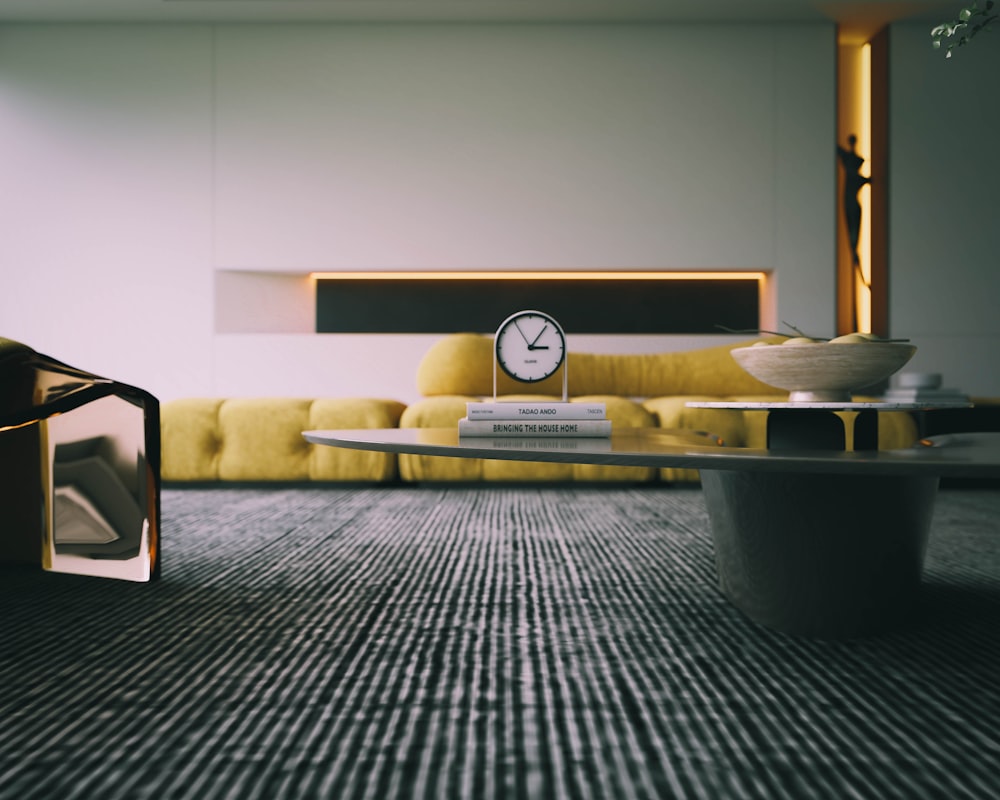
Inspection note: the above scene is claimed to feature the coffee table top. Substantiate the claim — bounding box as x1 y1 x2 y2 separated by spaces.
686 400 973 410
302 427 1000 478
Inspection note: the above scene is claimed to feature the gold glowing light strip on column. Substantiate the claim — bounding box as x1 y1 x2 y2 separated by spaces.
310 271 767 281
857 42 873 334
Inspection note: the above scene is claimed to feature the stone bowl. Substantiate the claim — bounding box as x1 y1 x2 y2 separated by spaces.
730 341 917 402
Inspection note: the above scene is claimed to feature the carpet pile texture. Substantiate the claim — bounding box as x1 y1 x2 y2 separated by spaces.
2 486 998 799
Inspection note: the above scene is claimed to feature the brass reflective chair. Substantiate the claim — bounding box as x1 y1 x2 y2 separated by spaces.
0 338 160 581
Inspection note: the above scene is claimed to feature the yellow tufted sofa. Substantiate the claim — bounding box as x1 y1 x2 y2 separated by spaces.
160 334 920 484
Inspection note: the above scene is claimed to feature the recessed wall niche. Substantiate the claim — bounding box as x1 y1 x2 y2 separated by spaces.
215 271 767 335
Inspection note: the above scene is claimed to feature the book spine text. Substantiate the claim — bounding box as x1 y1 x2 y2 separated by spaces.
458 418 612 437
465 402 606 420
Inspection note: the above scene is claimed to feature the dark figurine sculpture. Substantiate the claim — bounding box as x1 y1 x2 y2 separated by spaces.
837 134 871 275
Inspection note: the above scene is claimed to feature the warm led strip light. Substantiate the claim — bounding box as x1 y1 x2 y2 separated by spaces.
857 42 873 334
310 271 766 281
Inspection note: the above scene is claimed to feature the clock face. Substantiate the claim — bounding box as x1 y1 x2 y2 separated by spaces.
495 310 566 383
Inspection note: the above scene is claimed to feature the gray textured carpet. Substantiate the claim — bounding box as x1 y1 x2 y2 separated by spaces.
1 486 998 800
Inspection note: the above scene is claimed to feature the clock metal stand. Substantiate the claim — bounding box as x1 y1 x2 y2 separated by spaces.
492 358 568 403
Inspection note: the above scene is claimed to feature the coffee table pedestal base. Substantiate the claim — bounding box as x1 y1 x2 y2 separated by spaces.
700 470 939 639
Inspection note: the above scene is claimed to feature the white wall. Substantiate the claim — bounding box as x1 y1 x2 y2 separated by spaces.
888 23 1000 398
0 25 215 399
1 23 836 405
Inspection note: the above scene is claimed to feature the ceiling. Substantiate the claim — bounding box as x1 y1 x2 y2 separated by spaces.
0 1 958 31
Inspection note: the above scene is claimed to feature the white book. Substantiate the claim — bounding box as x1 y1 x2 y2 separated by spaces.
465 401 606 420
458 417 612 438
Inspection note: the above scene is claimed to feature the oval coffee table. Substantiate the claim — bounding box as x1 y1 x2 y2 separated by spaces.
303 426 1000 639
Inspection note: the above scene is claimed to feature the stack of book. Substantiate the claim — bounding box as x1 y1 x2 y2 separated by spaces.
458 401 611 438
882 372 969 405
882 387 970 404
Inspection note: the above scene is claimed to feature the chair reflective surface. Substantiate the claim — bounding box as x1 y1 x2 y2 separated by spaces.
0 338 159 582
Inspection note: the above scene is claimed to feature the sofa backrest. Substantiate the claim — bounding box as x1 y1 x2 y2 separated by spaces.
416 333 783 398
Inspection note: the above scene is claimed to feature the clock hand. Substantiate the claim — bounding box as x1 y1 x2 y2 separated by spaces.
528 324 549 350
513 321 532 346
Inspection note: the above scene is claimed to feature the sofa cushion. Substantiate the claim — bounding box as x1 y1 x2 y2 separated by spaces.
416 333 783 398
308 398 408 481
161 398 225 481
641 395 752 483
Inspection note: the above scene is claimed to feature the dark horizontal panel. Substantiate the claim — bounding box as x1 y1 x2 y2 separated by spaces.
317 278 758 334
